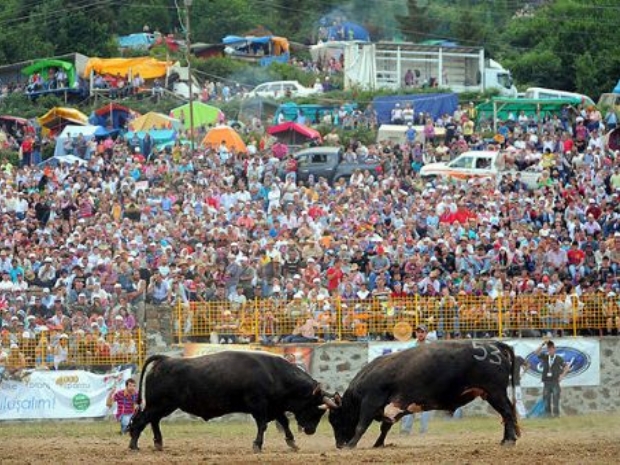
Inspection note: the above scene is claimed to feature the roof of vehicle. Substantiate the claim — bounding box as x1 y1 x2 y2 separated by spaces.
294 146 341 157
253 80 301 87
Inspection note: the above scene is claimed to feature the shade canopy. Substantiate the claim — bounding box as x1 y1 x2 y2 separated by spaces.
267 121 322 145
129 112 182 132
170 102 222 129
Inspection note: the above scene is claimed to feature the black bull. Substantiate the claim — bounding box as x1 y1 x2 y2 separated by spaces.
128 352 336 452
328 341 522 448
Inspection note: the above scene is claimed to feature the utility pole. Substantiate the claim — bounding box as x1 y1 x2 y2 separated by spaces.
184 0 195 156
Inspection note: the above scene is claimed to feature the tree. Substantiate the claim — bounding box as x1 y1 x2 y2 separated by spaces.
396 0 436 41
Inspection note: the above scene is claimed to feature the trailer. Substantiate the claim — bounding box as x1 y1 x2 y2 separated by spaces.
344 42 517 97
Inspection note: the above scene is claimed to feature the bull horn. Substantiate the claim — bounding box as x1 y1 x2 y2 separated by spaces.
322 396 339 409
312 384 322 396
318 404 329 410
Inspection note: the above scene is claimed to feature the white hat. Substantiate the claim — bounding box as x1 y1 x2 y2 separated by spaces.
115 315 123 321
60 333 69 339
44 257 53 263
22 331 30 339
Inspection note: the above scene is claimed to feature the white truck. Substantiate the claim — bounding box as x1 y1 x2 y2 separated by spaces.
419 150 542 189
344 42 517 97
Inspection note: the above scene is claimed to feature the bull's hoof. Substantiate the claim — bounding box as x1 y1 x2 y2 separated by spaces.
128 440 139 451
501 439 516 447
344 443 358 450
286 439 299 451
253 444 262 453
154 442 163 451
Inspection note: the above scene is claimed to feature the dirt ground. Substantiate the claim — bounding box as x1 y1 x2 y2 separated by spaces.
1 414 619 464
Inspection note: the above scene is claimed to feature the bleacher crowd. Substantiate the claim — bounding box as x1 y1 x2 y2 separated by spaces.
0 99 619 369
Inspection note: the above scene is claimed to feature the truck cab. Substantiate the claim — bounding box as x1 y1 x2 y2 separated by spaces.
484 60 517 97
289 147 381 184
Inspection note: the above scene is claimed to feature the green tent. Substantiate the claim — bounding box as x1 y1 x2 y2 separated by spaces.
22 59 76 87
476 97 581 130
170 102 222 130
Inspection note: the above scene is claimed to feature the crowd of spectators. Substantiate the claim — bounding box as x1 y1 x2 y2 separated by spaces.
0 97 618 360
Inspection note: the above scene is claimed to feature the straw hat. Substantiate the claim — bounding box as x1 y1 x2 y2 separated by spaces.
393 322 413 342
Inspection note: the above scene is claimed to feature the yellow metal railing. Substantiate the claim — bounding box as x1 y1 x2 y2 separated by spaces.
173 294 614 343
1 329 145 374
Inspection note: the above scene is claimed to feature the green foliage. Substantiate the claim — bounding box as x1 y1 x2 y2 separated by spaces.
0 149 20 167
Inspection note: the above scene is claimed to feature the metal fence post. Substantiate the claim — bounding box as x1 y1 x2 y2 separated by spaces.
254 298 260 343
572 295 577 337
337 296 342 342
497 294 503 338
414 294 420 329
176 301 182 345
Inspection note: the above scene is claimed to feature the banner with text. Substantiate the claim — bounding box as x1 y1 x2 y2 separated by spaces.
368 339 600 387
0 369 132 420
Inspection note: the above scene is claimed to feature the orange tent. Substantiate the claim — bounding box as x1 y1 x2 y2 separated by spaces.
202 125 247 153
83 57 169 80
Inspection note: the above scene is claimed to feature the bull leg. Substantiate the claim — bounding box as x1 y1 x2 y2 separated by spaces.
485 392 519 446
373 420 395 448
128 409 150 451
275 413 299 451
252 415 269 453
346 398 384 449
152 419 164 451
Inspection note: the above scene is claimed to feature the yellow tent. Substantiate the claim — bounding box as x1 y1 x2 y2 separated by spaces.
83 57 169 80
129 112 182 132
202 125 247 153
37 107 89 135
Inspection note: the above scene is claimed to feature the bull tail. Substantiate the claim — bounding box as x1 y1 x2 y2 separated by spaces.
497 341 521 437
137 354 168 409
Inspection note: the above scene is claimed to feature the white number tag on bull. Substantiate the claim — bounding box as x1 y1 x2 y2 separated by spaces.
472 341 502 365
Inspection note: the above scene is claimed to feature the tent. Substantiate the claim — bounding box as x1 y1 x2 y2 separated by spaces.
54 125 109 157
125 130 177 155
606 127 620 152
202 125 247 153
324 22 370 42
38 154 87 168
0 116 33 141
170 102 222 130
476 97 581 130
129 112 182 132
267 122 322 145
83 57 169 80
89 103 135 130
372 93 459 125
38 107 88 136
22 59 77 88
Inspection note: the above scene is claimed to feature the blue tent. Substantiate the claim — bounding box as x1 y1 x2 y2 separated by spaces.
125 130 176 155
325 22 370 42
89 104 132 131
613 80 620 94
372 93 459 125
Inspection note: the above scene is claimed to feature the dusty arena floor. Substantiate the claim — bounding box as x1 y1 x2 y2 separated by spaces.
1 414 619 464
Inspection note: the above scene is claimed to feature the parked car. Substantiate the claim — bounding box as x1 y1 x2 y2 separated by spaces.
419 150 542 189
247 80 319 99
280 147 382 184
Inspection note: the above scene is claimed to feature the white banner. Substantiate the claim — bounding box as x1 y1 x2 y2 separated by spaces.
368 341 420 362
0 369 133 420
505 338 600 387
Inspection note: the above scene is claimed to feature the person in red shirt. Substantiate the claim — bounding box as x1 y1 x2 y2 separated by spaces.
585 199 602 220
107 378 138 434
567 241 586 280
326 258 344 292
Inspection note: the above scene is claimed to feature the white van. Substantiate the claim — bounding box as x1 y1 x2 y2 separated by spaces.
524 87 595 107
419 150 542 189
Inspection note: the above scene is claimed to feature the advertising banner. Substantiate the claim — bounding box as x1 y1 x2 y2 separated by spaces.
0 369 132 420
505 338 600 387
183 343 315 372
368 339 599 387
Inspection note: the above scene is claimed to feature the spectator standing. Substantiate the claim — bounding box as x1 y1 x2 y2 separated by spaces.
536 340 569 417
401 324 432 435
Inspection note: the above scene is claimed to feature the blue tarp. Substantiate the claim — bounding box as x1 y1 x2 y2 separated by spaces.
118 33 155 49
613 80 620 94
325 22 370 42
223 35 271 45
372 93 459 125
89 105 131 131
